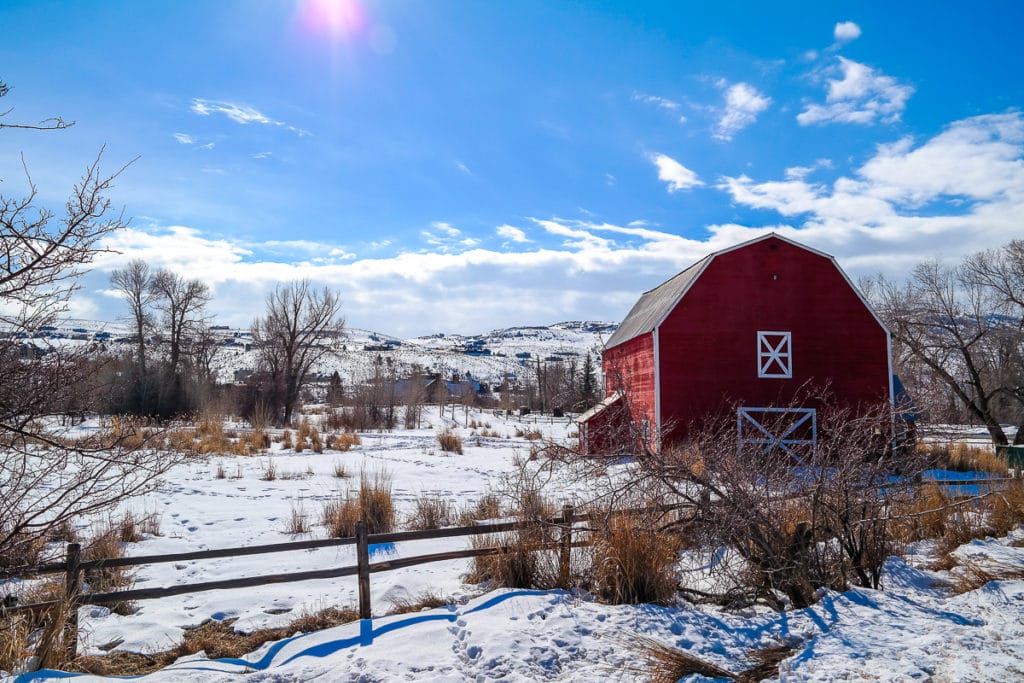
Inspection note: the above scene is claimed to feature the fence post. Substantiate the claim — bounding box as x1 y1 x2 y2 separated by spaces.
559 504 573 588
356 521 371 620
64 542 82 660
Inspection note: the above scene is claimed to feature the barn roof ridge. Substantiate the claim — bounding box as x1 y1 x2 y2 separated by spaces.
605 233 841 349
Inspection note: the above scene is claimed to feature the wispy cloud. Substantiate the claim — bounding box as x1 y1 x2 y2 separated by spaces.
833 21 862 43
190 98 310 136
650 153 703 192
633 91 687 123
496 225 530 243
173 133 195 144
420 221 479 252
715 82 772 140
798 57 913 126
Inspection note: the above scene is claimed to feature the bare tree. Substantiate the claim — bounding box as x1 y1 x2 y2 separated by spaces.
110 258 156 375
149 269 211 376
251 280 344 426
1 84 175 569
871 247 1024 445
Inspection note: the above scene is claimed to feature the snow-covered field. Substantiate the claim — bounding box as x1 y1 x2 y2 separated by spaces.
4 408 1024 682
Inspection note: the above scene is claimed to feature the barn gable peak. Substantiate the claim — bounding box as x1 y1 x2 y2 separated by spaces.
604 233 835 349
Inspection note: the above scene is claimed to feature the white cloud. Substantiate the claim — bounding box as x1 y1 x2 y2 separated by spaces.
798 57 914 126
190 98 310 136
719 112 1024 255
496 225 530 243
650 153 704 192
173 133 195 144
834 21 862 43
716 82 772 140
633 92 681 111
199 142 215 150
456 161 473 175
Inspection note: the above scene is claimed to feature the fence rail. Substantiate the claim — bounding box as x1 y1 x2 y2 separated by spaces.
0 475 1013 660
1 503 692 658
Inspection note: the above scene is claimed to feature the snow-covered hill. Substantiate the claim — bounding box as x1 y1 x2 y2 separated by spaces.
28 320 617 387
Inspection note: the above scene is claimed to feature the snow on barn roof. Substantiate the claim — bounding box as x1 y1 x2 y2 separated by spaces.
604 233 861 350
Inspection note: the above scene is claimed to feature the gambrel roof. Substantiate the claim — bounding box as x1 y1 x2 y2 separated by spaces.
604 233 883 350
604 256 709 348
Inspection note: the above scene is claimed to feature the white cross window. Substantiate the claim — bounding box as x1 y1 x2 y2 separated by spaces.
757 331 792 379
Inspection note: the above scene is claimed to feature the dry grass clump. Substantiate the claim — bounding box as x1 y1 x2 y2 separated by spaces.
514 427 543 440
406 493 456 530
985 478 1024 536
285 501 311 535
359 470 395 533
260 460 278 481
588 513 682 605
82 526 135 615
327 432 361 452
72 606 359 676
0 579 70 674
457 493 503 525
437 430 463 454
630 635 792 683
0 532 45 572
951 558 1024 594
466 530 547 588
918 441 1009 475
279 429 293 450
386 589 453 615
332 460 350 478
322 470 395 537
322 495 360 538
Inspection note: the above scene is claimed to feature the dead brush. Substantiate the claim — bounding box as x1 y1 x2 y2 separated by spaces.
0 579 66 674
322 495 361 538
279 429 293 450
627 635 793 683
919 441 1009 475
951 558 1024 594
359 469 395 533
285 501 311 534
984 478 1024 536
457 493 503 525
437 429 463 454
406 493 456 530
82 527 134 615
72 606 359 676
386 589 453 615
588 512 682 605
465 530 546 588
260 460 278 481
328 432 361 451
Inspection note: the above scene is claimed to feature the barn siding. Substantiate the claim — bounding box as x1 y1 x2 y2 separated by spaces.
601 332 657 451
656 237 890 441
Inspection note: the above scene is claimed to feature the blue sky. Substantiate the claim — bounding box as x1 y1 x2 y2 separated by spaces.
2 1 1023 336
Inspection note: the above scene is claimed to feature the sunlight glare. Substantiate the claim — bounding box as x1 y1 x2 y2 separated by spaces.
298 0 369 41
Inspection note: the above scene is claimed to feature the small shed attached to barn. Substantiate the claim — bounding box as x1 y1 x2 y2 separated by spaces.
579 233 892 455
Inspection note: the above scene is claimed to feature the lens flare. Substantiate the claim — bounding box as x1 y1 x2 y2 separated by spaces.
298 0 369 41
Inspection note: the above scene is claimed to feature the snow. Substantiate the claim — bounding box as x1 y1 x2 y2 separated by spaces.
4 409 1024 681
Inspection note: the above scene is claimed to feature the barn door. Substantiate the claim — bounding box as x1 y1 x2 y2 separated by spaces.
737 407 817 462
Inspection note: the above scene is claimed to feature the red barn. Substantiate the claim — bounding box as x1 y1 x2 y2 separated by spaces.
579 234 892 455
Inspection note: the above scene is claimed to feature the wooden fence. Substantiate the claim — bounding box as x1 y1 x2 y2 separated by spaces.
2 504 673 658
0 476 1011 659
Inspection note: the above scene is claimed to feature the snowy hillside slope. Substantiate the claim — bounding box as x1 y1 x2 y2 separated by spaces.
21 320 615 388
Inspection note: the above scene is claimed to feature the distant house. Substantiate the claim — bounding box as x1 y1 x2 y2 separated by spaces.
579 234 893 455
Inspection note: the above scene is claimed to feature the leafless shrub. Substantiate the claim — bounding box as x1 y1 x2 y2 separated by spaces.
215 461 226 479
332 460 350 478
82 526 135 615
